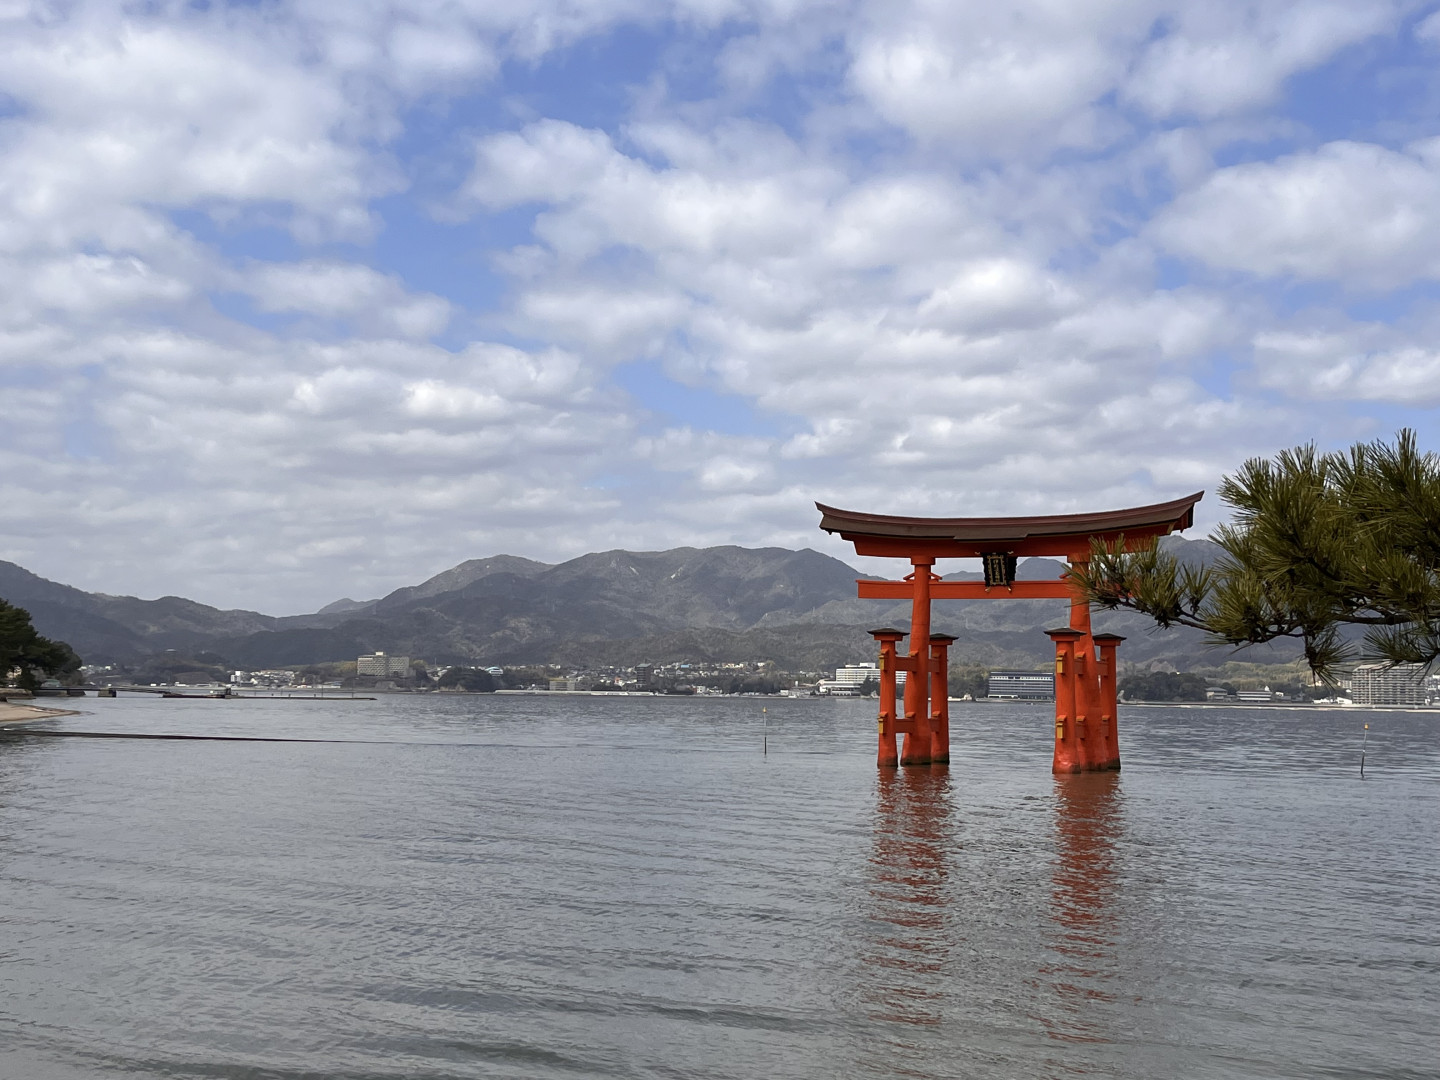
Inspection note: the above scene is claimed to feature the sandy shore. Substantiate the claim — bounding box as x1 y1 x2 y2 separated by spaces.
0 702 79 724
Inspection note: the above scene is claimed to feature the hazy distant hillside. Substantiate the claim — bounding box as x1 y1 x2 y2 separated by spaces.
1 534 1301 672
214 546 874 667
268 554 556 630
370 554 551 612
0 559 280 661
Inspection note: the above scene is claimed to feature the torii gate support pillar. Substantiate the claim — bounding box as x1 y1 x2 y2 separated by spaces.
869 623 950 769
929 633 955 765
899 559 935 767
1047 628 1087 774
870 628 905 768
1093 633 1125 771
1048 626 1124 774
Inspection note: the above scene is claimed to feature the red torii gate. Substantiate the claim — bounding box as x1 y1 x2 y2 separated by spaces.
817 493 1203 773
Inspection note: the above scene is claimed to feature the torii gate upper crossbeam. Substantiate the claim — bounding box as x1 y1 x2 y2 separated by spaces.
858 580 1072 600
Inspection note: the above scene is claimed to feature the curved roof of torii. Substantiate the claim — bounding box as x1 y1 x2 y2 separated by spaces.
816 491 1203 558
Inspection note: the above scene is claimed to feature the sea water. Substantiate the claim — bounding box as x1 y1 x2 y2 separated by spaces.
1 696 1436 1079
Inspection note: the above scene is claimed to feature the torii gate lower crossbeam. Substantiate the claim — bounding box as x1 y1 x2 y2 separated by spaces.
817 492 1203 774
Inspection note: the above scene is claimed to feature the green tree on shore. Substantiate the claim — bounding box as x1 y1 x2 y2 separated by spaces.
1072 430 1440 681
948 664 990 700
437 667 497 692
1118 671 1208 702
0 599 81 690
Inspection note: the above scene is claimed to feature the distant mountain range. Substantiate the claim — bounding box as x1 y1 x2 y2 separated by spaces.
0 539 1302 672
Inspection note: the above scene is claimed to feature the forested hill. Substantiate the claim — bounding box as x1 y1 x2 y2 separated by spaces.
0 537 1302 672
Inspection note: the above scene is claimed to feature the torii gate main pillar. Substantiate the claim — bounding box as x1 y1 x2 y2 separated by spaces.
818 492 1203 774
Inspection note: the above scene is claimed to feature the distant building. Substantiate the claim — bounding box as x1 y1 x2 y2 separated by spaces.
988 670 1055 700
834 663 905 688
1235 689 1275 703
819 662 904 696
357 651 410 677
548 677 581 692
1351 663 1426 706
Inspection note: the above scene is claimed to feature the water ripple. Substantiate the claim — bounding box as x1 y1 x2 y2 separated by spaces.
1 697 1436 1078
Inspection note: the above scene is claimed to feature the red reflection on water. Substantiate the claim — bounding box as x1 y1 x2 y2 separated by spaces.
1038 772 1123 1044
861 765 955 1028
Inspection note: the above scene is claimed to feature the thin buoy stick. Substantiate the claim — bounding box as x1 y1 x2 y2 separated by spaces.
763 705 767 756
1360 722 1369 778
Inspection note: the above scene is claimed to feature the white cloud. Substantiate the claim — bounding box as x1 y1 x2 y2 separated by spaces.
0 324 637 606
1254 324 1440 404
917 258 1078 332
518 287 690 352
1153 139 1440 286
460 113 1279 536
1124 2 1399 119
846 0 1140 151
0 0 1428 614
21 254 194 315
0 13 391 244
246 261 452 339
404 380 513 421
637 428 779 492
843 1 1404 152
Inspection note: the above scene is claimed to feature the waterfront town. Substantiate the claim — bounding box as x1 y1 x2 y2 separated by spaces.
57 650 1440 707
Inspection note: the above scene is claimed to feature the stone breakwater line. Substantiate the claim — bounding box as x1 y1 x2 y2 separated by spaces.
0 726 393 744
0 727 531 748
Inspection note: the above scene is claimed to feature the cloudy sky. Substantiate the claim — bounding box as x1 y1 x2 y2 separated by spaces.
2 0 1437 613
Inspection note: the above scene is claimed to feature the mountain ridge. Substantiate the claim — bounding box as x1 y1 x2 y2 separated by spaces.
1 535 1299 672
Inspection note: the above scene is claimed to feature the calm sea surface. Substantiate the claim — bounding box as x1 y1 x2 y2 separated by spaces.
1 696 1436 1079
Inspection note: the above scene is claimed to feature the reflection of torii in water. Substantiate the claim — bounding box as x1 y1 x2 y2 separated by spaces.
862 769 955 1028
854 764 1131 1067
1039 772 1126 1049
818 493 1203 773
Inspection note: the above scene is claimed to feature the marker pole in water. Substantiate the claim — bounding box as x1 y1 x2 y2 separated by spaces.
763 706 767 757
1361 722 1369 778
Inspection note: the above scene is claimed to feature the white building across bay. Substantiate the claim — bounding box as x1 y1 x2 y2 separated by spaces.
1350 662 1426 706
357 652 411 677
819 662 904 696
987 670 1055 700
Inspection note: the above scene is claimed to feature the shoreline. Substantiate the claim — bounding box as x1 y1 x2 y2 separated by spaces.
1121 700 1440 712
0 703 80 725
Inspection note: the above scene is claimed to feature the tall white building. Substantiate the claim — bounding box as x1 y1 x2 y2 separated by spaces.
833 662 906 687
1351 662 1426 706
819 662 905 695
357 652 411 677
